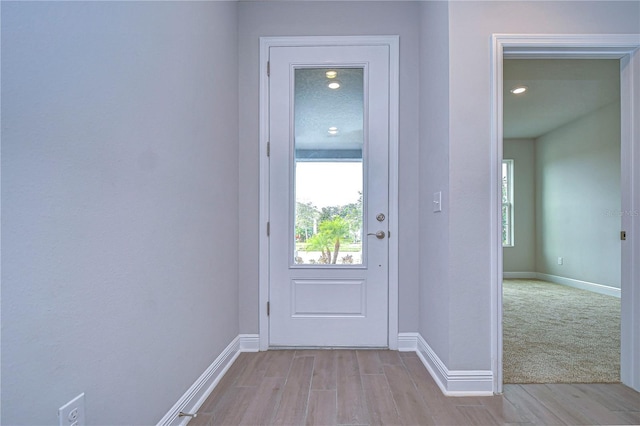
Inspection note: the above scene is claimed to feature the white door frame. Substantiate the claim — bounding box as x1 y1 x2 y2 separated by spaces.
491 34 640 393
259 36 400 351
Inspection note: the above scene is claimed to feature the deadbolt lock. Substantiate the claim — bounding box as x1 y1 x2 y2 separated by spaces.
376 213 386 222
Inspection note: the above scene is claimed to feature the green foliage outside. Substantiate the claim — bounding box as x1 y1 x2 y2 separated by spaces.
295 192 362 264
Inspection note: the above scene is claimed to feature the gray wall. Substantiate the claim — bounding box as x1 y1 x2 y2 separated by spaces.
237 1 422 334
419 0 639 371
1 2 239 424
418 0 451 365
536 103 622 288
504 103 622 289
503 139 536 273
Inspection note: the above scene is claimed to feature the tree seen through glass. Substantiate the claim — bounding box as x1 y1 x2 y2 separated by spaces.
295 190 362 264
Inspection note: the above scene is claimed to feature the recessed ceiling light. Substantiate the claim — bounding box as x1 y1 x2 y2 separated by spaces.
328 126 338 135
327 80 341 90
510 85 528 94
325 70 337 79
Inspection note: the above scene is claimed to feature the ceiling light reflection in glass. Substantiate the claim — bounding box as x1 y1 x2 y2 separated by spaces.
294 67 364 154
510 85 528 94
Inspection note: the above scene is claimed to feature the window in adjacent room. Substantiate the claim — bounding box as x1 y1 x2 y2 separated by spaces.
502 159 514 247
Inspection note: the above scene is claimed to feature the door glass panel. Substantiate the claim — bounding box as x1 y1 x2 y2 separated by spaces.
293 68 364 265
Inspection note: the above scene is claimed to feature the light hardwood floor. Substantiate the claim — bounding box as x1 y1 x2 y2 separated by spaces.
189 350 640 426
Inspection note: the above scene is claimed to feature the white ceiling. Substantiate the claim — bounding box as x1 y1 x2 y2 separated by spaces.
503 59 620 139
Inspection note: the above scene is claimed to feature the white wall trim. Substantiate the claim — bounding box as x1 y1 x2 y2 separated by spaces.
502 272 537 279
397 333 493 395
619 39 640 392
415 334 493 396
397 332 419 352
259 35 400 351
258 38 271 351
239 334 260 352
536 273 621 298
503 272 621 298
157 335 261 426
157 336 241 426
494 34 640 59
491 33 640 394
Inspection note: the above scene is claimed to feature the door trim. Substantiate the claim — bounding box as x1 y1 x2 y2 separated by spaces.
490 33 640 393
259 36 400 351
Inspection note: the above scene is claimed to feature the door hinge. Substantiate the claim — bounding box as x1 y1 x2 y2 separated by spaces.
267 221 270 236
267 61 270 77
267 301 270 316
621 231 627 241
267 141 270 157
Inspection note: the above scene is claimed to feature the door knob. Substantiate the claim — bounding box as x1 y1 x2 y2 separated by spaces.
367 231 386 239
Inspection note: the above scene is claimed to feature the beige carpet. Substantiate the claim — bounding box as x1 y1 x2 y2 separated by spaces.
503 279 620 384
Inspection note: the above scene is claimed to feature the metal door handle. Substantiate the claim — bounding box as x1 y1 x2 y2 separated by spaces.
367 231 386 239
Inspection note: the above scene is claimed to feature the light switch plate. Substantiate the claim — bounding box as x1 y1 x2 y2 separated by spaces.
433 191 442 212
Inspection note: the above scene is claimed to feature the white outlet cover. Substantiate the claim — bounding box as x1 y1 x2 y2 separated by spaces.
59 393 85 426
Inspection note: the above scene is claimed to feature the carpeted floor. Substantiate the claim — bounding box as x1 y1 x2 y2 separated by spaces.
503 279 620 384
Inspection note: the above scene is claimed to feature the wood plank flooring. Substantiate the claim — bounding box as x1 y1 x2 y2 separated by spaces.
190 350 640 426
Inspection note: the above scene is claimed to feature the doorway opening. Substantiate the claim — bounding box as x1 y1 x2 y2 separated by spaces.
502 58 621 384
491 34 640 393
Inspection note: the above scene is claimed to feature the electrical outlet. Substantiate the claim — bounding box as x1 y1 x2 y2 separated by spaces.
59 393 85 426
558 257 563 265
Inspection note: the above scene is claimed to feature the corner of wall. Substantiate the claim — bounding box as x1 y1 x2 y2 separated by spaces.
398 333 494 396
157 334 259 426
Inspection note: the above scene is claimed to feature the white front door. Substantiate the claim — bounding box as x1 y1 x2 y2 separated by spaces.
268 44 390 347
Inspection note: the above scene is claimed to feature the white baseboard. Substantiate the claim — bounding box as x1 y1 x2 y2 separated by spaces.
239 334 260 352
158 335 259 426
503 272 621 298
398 332 419 352
157 336 241 426
398 333 494 396
503 271 537 279
536 273 621 298
416 334 494 396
